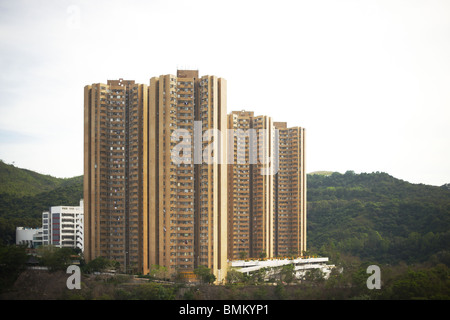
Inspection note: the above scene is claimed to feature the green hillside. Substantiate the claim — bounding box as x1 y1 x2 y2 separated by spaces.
0 160 66 197
307 170 450 266
0 161 83 244
1 165 449 299
1 162 449 268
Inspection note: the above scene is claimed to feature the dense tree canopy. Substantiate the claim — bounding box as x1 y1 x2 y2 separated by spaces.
0 161 82 245
307 171 450 266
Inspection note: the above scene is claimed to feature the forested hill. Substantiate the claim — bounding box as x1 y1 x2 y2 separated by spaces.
0 161 83 244
1 161 450 267
0 160 66 196
307 171 450 266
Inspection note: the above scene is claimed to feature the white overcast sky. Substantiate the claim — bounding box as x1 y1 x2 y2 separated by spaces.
0 0 449 186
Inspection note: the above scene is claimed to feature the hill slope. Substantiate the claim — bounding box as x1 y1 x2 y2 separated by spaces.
0 160 65 197
307 171 450 265
1 163 449 267
0 161 83 244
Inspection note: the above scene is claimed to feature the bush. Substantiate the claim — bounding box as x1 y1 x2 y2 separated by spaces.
83 256 118 274
0 244 28 293
132 283 176 300
37 245 75 272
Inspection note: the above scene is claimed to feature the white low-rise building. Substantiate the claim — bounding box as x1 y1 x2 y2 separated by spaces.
42 199 84 251
16 227 42 248
230 257 335 281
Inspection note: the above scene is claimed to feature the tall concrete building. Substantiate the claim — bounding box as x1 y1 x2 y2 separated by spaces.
227 112 306 261
84 79 149 273
84 71 305 282
42 200 84 251
273 122 307 257
148 70 228 282
227 111 253 260
227 111 275 260
85 71 228 282
251 114 275 259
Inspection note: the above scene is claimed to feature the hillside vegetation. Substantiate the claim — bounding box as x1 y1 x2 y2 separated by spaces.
0 161 83 244
1 162 449 267
1 164 450 299
307 171 450 266
0 161 65 196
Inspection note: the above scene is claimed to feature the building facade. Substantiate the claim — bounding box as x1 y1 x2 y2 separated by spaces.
84 71 306 282
148 70 228 281
273 122 307 257
227 111 275 260
85 71 228 282
227 111 253 260
16 227 42 248
251 114 275 259
227 111 307 260
41 200 84 251
230 257 334 280
84 79 149 272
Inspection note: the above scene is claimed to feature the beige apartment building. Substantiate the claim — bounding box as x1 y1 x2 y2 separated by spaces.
84 79 149 273
84 71 305 283
148 70 228 281
227 111 254 260
227 112 306 261
273 122 307 257
85 71 228 282
227 111 275 260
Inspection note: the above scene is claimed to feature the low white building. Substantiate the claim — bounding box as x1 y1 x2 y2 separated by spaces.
16 227 42 248
42 199 84 251
230 257 336 281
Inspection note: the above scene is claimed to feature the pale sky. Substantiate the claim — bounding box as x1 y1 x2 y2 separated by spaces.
0 0 449 186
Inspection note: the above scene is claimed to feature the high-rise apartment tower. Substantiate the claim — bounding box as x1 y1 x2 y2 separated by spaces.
227 112 306 260
273 122 306 257
84 71 228 282
148 70 228 281
84 72 306 283
84 79 149 273
227 110 275 260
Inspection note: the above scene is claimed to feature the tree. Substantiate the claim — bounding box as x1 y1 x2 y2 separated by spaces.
194 265 216 284
226 268 245 284
37 245 74 272
83 256 117 273
0 244 28 293
149 264 168 280
132 283 175 300
303 268 325 283
274 283 288 299
250 267 267 284
280 264 296 283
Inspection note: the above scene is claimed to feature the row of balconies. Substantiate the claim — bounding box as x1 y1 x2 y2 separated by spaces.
173 201 194 207
169 233 193 238
169 250 194 256
169 219 193 225
177 82 194 88
170 213 194 218
177 114 194 120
